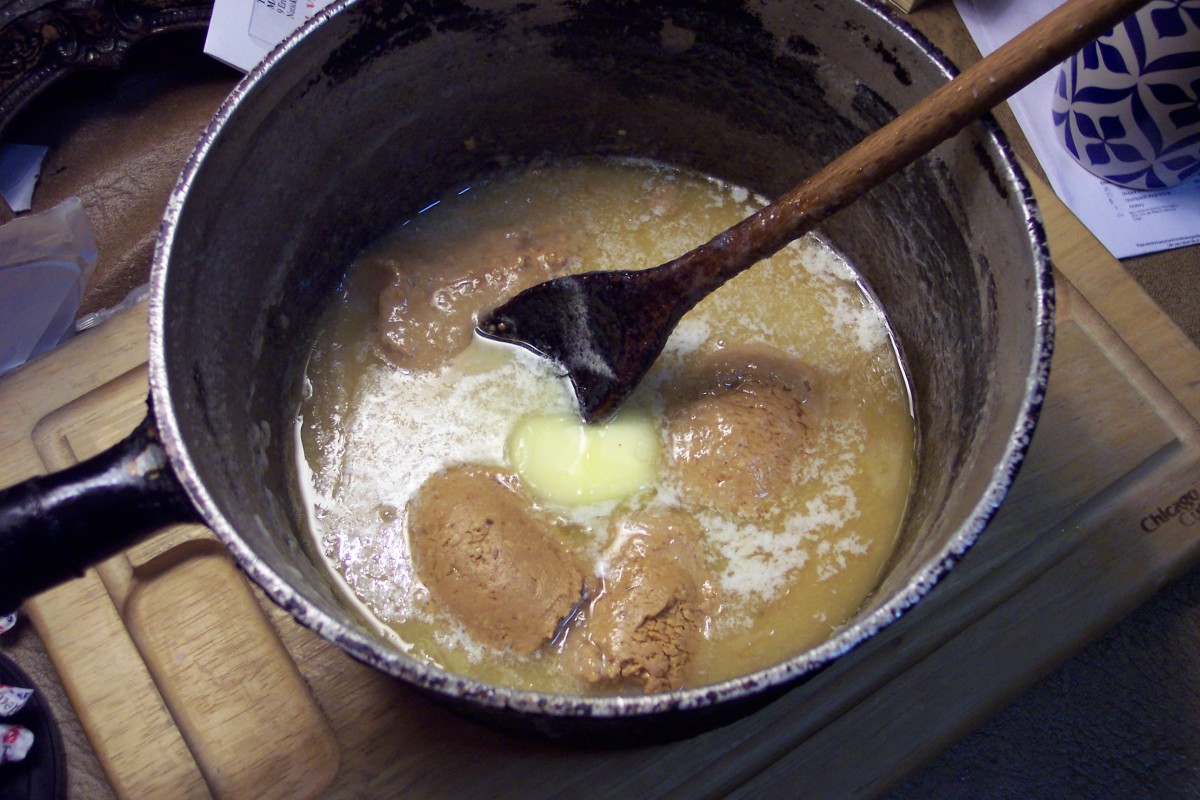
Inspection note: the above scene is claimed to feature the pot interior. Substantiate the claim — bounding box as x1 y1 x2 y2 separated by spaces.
151 0 1050 725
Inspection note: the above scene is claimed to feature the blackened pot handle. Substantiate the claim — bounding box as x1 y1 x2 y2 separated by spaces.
0 411 200 613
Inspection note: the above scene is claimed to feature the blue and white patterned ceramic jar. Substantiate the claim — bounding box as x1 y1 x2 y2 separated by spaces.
1052 0 1200 189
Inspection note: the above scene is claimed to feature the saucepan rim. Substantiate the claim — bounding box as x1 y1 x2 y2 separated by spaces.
148 0 1054 720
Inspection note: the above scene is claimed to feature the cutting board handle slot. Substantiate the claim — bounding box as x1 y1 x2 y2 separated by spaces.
0 410 199 613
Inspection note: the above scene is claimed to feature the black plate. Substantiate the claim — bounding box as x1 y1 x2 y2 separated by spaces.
0 652 65 800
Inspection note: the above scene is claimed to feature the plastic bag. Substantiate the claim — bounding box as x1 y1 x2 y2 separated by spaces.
0 198 97 377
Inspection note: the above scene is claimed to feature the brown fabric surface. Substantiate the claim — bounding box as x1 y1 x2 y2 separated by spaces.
1125 249 1200 346
6 30 238 318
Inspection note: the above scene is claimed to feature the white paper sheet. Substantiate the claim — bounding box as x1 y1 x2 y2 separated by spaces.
204 0 335 73
954 0 1200 259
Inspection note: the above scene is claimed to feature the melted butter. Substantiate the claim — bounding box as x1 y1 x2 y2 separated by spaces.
296 158 916 693
507 412 661 505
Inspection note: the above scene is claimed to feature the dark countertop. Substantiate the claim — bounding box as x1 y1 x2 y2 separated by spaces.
0 2 1197 798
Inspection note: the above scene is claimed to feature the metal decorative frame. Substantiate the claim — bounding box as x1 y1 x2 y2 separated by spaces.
0 0 214 133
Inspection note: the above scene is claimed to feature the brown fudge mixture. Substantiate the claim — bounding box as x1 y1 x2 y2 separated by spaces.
407 465 587 654
569 509 713 692
372 226 577 371
666 344 821 519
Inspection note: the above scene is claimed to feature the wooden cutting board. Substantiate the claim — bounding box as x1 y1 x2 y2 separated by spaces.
1 174 1198 799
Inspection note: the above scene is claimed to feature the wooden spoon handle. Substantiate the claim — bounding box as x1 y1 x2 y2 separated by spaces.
673 0 1147 297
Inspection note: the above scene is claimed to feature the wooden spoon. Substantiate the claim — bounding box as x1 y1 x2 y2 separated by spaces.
478 0 1145 422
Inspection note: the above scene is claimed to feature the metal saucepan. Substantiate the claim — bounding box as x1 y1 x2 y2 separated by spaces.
0 0 1053 741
